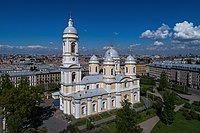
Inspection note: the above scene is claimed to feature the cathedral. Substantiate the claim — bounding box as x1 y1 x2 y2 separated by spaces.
55 16 140 119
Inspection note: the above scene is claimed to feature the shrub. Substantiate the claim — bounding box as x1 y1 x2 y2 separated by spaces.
189 111 199 120
192 101 200 106
153 98 163 113
87 119 94 130
183 103 191 109
185 113 192 120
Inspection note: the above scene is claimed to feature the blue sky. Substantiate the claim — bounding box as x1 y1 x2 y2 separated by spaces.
0 0 200 55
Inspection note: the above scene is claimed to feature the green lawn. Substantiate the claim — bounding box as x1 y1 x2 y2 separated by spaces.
74 111 113 126
175 96 188 105
86 108 156 133
151 112 200 133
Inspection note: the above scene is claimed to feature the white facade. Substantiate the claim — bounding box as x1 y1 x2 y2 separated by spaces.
57 16 140 119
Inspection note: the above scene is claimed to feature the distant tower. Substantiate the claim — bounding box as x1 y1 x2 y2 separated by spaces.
124 55 136 78
89 55 99 75
103 55 115 82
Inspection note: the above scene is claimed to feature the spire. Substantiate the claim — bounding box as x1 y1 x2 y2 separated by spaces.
68 15 73 27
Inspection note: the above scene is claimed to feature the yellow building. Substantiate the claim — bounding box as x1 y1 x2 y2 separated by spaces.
53 16 140 119
136 63 148 76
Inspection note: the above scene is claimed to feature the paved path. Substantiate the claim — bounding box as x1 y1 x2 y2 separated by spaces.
38 99 69 133
138 104 184 133
177 93 200 102
39 110 68 133
138 116 160 133
188 88 200 97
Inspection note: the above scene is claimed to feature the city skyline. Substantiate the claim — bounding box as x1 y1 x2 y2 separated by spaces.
0 0 200 55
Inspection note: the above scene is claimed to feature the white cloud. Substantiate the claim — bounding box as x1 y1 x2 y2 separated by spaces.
49 41 54 44
0 44 48 49
153 41 164 46
173 21 200 41
129 44 141 47
141 24 171 39
26 45 47 49
103 46 110 50
113 32 119 35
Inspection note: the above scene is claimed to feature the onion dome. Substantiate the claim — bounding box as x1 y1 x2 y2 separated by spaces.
63 16 77 34
90 55 98 61
105 47 119 58
125 55 136 64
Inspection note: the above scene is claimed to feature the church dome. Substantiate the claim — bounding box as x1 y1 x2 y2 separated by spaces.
104 55 114 62
63 16 77 34
90 55 98 61
125 55 136 64
126 55 134 61
105 47 119 58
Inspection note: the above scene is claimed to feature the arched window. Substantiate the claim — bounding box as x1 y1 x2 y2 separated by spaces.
124 81 128 88
133 67 136 74
95 66 98 72
87 85 89 90
111 68 114 75
104 68 106 75
126 67 128 73
124 94 128 101
71 42 76 53
134 93 137 101
102 101 106 109
96 84 99 88
89 66 91 72
92 103 96 112
81 105 86 115
72 72 76 83
111 99 115 107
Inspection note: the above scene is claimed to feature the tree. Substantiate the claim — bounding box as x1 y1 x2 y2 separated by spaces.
0 73 13 94
0 75 42 132
162 90 176 125
153 97 163 114
159 71 168 91
116 100 141 133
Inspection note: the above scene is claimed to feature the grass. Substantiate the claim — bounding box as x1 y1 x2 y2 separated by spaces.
86 121 116 133
175 96 188 105
74 111 113 126
151 112 200 133
86 108 156 133
137 108 157 124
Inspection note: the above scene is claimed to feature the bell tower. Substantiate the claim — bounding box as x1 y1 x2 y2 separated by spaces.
61 16 81 87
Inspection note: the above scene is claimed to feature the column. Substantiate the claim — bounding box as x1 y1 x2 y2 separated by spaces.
130 91 134 104
116 93 121 108
92 84 95 89
67 99 71 115
60 97 63 110
69 86 72 93
75 100 80 119
61 72 63 83
137 80 140 87
63 99 67 114
87 98 92 115
98 96 102 112
137 89 140 102
116 83 120 91
64 72 67 83
107 93 111 110
107 84 111 92
130 81 133 87
68 72 71 84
